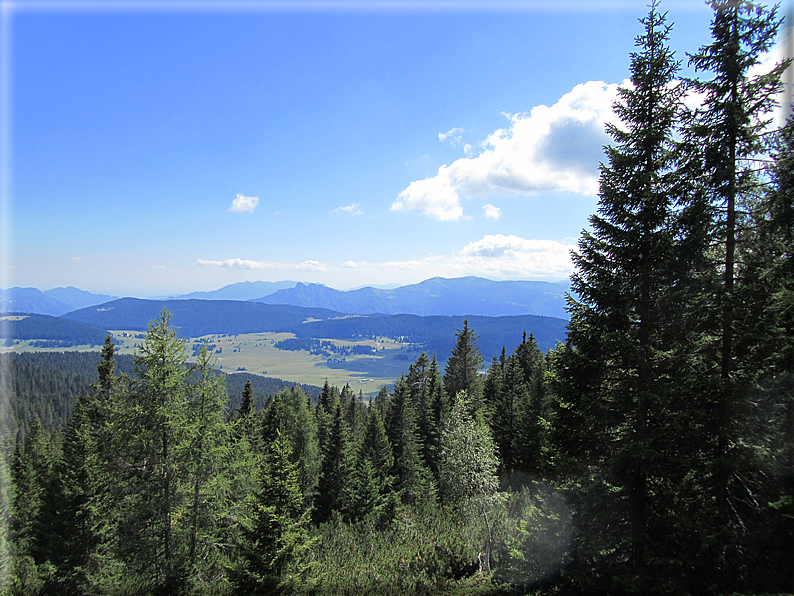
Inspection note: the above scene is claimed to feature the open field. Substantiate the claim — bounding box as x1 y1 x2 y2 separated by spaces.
3 330 423 395
183 332 421 391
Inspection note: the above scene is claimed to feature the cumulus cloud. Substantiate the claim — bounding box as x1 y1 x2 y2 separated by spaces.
197 258 325 272
482 204 501 220
375 234 575 280
228 193 259 213
456 234 575 278
334 203 364 216
391 80 621 221
344 261 359 268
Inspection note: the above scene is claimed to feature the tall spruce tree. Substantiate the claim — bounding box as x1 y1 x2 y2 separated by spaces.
262 387 321 508
385 378 435 507
548 4 694 590
114 309 190 592
687 1 788 583
443 319 485 416
351 403 395 524
313 402 355 524
183 345 230 587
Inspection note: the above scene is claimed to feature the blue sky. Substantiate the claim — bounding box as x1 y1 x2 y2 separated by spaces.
2 0 790 297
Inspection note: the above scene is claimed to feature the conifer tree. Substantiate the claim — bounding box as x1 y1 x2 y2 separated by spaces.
425 355 446 478
233 430 317 595
482 353 503 427
183 345 230 587
548 4 695 589
239 379 255 419
313 402 355 523
686 1 788 582
443 319 485 414
45 395 96 591
385 378 435 507
351 404 395 524
741 112 794 376
491 355 530 479
114 309 190 591
9 417 53 585
262 387 320 507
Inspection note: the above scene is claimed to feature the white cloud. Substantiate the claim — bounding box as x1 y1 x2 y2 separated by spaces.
749 26 793 127
366 234 575 280
197 258 326 272
334 203 364 216
228 193 259 213
455 234 575 277
70 256 81 262
439 127 464 145
391 80 621 221
196 234 574 284
482 204 501 220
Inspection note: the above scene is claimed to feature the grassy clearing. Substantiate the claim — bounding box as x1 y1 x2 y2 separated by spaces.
185 332 419 393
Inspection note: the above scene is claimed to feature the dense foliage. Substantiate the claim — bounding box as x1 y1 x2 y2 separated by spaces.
1 352 320 441
0 315 109 347
2 2 792 594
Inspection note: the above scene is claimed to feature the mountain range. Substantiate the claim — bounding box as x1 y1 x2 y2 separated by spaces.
166 280 299 301
58 298 569 356
255 277 570 319
3 276 571 320
0 287 118 317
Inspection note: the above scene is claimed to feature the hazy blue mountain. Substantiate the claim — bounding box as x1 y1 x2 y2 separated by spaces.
168 280 299 301
255 276 571 319
2 287 75 316
1 287 117 316
44 286 118 310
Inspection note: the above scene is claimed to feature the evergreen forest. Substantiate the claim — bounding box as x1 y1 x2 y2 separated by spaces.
1 1 793 593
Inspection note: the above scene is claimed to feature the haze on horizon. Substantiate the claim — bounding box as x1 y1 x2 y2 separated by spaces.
2 0 790 298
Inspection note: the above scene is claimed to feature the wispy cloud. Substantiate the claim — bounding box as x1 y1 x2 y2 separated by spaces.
196 233 573 282
482 203 501 220
391 80 620 221
439 127 464 144
228 193 259 213
197 258 325 272
334 203 364 216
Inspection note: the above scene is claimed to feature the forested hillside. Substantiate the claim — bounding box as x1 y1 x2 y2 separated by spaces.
1 314 109 348
1 351 321 441
2 2 792 595
61 298 345 336
59 299 569 357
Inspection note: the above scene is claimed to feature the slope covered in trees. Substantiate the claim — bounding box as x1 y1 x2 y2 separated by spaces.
60 298 568 355
1 351 320 441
